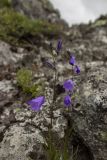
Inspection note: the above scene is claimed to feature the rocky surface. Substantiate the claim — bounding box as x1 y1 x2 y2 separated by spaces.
0 0 107 160
0 41 27 66
11 0 66 25
66 66 107 160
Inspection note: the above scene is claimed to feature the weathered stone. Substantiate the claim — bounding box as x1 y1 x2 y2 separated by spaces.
11 0 65 24
0 41 26 66
0 124 45 160
67 66 107 160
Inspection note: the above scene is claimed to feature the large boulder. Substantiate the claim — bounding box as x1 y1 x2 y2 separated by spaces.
66 65 107 160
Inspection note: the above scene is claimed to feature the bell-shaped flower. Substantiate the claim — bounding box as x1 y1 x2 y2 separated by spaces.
64 95 71 107
75 65 80 74
63 79 74 91
69 56 75 65
56 39 62 53
27 96 45 111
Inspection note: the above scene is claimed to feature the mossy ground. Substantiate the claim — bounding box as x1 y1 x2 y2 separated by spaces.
0 0 63 46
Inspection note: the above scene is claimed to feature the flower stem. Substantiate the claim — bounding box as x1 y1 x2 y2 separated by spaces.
50 53 57 129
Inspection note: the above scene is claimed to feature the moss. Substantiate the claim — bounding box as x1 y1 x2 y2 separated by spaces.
0 8 62 45
30 84 42 97
16 68 42 97
17 68 32 93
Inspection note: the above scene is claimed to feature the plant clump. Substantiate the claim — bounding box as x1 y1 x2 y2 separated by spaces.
16 68 42 97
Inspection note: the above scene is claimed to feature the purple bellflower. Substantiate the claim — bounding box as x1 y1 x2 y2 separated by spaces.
63 79 74 91
75 65 80 74
69 56 75 65
64 95 71 107
56 39 62 53
27 96 45 111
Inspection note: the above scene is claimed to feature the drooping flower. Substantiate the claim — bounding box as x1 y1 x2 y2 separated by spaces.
27 96 45 111
64 95 71 107
75 65 80 74
41 57 56 70
69 56 75 65
56 39 62 53
63 79 74 91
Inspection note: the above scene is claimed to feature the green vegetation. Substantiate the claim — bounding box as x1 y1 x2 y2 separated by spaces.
44 136 78 160
44 131 69 160
43 128 78 160
92 19 107 27
0 7 62 45
0 0 12 8
91 15 107 28
17 68 32 93
17 68 42 97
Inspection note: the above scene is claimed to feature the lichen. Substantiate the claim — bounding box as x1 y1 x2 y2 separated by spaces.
100 131 107 141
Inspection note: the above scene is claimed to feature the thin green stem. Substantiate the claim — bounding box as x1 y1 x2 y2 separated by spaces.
50 52 57 129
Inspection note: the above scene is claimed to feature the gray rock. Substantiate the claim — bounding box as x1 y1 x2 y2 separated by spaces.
0 41 26 66
67 66 107 160
0 124 45 160
0 93 67 160
11 0 65 24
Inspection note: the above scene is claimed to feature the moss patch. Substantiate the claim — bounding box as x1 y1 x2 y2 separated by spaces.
0 8 62 45
16 68 43 97
17 68 32 93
